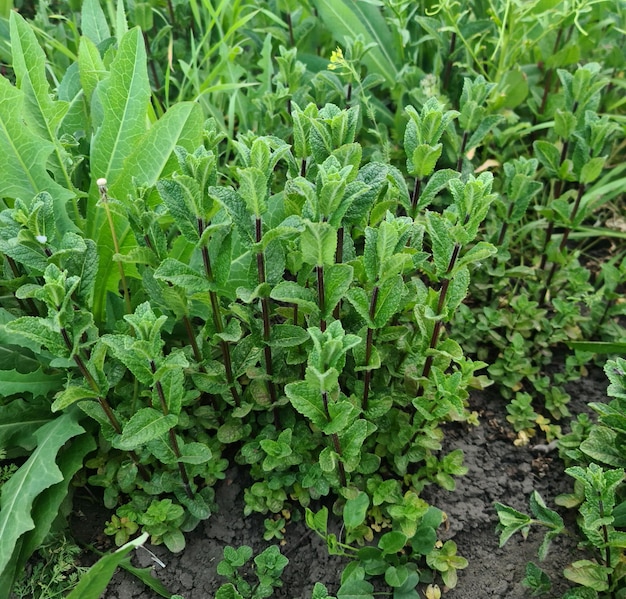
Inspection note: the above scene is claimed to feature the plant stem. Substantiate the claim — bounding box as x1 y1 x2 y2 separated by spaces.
285 11 294 47
456 131 469 172
538 138 571 270
166 0 175 26
97 179 132 315
411 177 422 215
183 315 203 364
540 184 585 303
6 255 39 315
150 361 193 499
198 220 241 406
362 285 379 411
60 327 150 481
322 391 347 487
143 31 161 91
256 217 278 405
443 31 457 91
538 28 563 116
420 243 461 386
316 265 326 332
333 227 344 320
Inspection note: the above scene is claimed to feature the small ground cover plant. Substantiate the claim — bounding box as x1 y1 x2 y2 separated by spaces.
0 0 624 597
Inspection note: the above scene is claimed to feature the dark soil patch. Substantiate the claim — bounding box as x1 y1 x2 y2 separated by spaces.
71 367 609 598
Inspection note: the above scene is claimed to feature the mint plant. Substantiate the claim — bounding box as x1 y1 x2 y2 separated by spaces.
216 545 289 599
0 1 625 597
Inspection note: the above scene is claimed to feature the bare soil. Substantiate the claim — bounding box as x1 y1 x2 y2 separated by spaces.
71 366 609 599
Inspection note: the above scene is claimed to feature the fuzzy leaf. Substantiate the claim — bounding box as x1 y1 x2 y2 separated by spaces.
237 167 268 216
285 381 327 428
426 212 454 277
345 287 374 328
466 115 503 151
269 324 310 348
154 258 211 294
455 242 496 272
533 140 562 176
563 560 610 592
580 426 626 467
52 385 101 412
323 263 353 320
301 221 337 267
115 407 177 450
5 317 67 358
410 144 442 179
157 177 203 243
372 276 404 328
270 281 320 316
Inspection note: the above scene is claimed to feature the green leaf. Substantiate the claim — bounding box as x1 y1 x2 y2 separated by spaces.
89 27 149 190
285 381 327 428
345 287 374 327
336 578 374 599
378 531 407 554
312 0 399 89
323 263 354 320
115 407 178 450
426 212 454 277
0 399 53 450
269 324 310 348
3 433 95 593
52 385 101 411
301 221 337 266
270 281 320 316
343 492 369 529
237 167 268 216
78 36 107 104
0 411 85 574
455 242 497 272
5 317 67 358
372 276 404 328
81 0 111 43
579 156 606 185
86 27 151 321
0 77 75 231
65 534 149 599
0 367 64 400
384 565 409 588
157 176 203 243
110 102 202 203
533 140 562 176
154 258 211 294
411 144 442 179
563 560 610 592
215 584 244 599
9 11 70 182
494 502 532 546
580 426 626 467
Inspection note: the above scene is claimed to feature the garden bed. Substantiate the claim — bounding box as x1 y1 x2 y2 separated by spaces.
72 367 609 599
